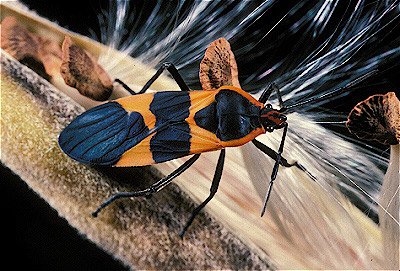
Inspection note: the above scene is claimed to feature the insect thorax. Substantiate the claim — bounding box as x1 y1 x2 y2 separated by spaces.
194 88 263 141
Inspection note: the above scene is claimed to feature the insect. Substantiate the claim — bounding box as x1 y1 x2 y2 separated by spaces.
58 60 376 237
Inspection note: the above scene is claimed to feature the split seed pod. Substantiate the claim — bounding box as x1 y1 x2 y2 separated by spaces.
346 92 400 145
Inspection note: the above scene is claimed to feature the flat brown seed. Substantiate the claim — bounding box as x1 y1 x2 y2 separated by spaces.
0 16 51 80
199 37 240 90
346 92 399 145
60 36 113 101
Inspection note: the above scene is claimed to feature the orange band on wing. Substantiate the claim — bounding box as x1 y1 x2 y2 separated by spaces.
115 93 157 129
113 93 157 166
115 135 155 166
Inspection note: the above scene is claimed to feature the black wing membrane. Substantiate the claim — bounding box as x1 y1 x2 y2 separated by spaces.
58 101 151 166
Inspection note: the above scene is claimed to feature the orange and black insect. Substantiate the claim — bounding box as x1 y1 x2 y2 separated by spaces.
58 62 376 237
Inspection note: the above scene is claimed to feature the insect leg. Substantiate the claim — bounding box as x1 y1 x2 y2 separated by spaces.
92 153 201 217
260 123 288 216
114 78 136 95
258 82 284 108
258 83 274 104
114 62 190 95
138 62 190 94
252 139 298 168
253 138 318 204
178 149 226 238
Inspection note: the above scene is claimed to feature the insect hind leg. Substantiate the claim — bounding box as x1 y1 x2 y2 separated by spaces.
178 149 226 238
92 154 201 217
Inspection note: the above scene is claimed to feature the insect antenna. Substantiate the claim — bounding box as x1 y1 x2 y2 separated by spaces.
280 69 378 113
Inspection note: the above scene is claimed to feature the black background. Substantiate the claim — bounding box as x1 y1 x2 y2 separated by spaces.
3 1 399 270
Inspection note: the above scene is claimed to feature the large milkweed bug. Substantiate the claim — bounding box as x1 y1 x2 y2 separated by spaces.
58 45 376 237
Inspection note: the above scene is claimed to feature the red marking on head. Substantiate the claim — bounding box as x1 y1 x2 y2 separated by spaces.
261 111 285 125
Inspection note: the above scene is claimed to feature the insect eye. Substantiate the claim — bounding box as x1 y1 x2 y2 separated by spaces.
266 104 272 108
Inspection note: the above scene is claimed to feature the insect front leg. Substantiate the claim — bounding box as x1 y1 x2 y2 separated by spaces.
252 139 298 168
92 153 201 217
252 137 317 213
258 82 284 108
260 123 288 216
178 149 226 238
